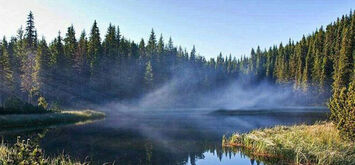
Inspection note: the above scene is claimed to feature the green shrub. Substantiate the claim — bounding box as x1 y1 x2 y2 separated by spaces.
328 82 355 140
0 137 86 165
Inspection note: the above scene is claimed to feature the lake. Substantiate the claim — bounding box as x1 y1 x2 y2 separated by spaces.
0 107 328 165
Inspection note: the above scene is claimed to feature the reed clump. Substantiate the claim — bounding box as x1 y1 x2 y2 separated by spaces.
223 122 355 164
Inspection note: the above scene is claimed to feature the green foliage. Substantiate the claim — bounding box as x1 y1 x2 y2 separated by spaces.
0 11 354 109
0 96 48 114
0 137 86 165
0 38 14 96
329 82 355 140
37 96 48 110
25 11 37 49
88 20 102 74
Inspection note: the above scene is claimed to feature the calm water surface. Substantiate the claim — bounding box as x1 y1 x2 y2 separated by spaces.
0 108 327 165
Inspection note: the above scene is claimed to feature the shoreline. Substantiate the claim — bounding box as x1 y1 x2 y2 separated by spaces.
0 110 105 129
222 122 355 164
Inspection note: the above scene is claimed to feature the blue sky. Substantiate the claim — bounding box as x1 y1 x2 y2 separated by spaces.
0 0 354 59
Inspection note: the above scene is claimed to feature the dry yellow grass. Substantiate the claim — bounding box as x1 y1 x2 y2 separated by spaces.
223 122 355 164
0 139 87 165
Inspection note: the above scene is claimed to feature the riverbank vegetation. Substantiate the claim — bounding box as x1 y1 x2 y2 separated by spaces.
0 110 105 129
0 137 86 165
223 122 355 164
0 97 50 115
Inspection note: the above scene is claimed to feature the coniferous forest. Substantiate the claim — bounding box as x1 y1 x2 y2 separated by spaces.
0 11 353 109
0 4 354 164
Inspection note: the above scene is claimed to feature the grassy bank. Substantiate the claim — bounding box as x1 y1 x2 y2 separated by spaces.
223 122 355 164
0 138 86 165
0 110 105 129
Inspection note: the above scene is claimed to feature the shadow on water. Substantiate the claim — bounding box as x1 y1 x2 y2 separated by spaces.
0 107 328 165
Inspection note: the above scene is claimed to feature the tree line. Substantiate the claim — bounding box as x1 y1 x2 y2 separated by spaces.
0 11 353 109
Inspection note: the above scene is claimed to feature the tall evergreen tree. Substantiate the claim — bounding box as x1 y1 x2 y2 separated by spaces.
25 11 37 49
64 25 77 71
147 29 157 57
88 20 102 75
0 38 14 103
333 27 353 91
33 38 50 98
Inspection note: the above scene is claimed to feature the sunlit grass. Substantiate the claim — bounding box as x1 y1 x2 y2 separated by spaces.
223 122 355 164
0 138 87 165
0 110 105 129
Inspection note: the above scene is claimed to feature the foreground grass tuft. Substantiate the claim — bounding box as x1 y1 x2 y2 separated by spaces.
0 137 86 165
223 122 355 164
0 110 105 129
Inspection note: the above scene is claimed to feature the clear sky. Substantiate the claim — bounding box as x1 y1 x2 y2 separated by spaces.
0 0 354 59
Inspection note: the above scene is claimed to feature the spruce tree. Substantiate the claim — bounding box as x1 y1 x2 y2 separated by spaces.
103 24 118 59
333 27 353 91
0 38 14 103
157 34 164 56
147 29 157 57
88 20 102 75
64 25 77 70
25 11 37 49
33 38 50 98
190 45 196 63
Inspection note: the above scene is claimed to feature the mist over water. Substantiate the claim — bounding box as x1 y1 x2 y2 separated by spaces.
99 70 315 113
1 69 328 164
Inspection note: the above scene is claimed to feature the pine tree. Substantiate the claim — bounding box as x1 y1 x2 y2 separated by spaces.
25 11 37 49
74 31 91 95
64 25 77 71
333 27 353 91
0 38 14 103
311 28 325 89
157 34 164 56
190 45 196 63
294 37 308 89
50 32 65 72
328 81 355 140
75 31 90 76
32 38 50 98
147 29 157 57
301 38 314 92
88 20 102 75
103 24 118 59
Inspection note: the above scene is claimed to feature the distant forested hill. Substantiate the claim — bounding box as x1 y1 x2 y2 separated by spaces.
0 11 353 107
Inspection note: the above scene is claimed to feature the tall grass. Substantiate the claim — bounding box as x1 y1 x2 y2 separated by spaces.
223 122 355 164
0 137 87 165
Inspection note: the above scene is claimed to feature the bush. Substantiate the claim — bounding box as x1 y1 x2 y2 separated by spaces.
328 82 355 140
38 97 48 109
